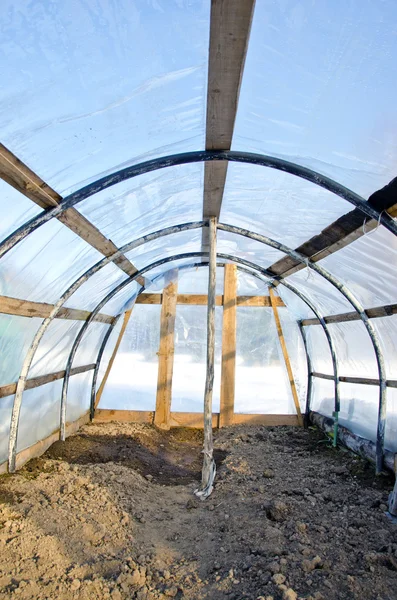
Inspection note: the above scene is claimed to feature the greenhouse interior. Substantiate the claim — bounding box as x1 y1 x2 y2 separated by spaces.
0 1 397 599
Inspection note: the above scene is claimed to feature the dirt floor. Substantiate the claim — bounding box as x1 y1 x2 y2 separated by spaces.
1 422 397 600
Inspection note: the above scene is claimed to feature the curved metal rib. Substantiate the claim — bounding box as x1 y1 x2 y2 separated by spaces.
1 149 396 261
297 321 313 429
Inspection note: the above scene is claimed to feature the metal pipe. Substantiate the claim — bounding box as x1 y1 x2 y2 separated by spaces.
1 150 396 261
297 321 313 429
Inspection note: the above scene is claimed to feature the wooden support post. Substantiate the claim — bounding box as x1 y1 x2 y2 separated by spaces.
220 264 237 427
269 288 304 427
154 272 178 430
95 308 133 409
195 216 217 499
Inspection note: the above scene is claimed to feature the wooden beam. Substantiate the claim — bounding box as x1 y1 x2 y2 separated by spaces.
0 410 90 474
268 177 397 282
93 409 299 428
220 264 237 427
312 371 397 388
0 363 95 399
269 288 303 426
0 294 115 324
135 293 286 307
95 308 133 408
154 272 178 430
202 0 256 245
0 143 145 284
301 302 397 326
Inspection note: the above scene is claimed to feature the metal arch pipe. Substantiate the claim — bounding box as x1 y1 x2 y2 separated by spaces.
297 321 313 429
89 314 122 421
62 251 339 442
1 149 397 261
217 222 387 471
8 220 339 470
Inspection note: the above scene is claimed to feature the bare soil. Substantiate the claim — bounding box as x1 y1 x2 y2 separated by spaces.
0 422 396 600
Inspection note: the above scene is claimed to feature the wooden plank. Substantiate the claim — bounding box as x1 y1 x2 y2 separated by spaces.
0 294 115 324
301 302 397 326
0 411 90 474
0 143 145 284
154 272 178 430
135 293 286 307
95 308 133 408
312 371 397 388
269 177 397 282
220 264 237 427
269 288 303 426
0 363 95 399
93 409 298 428
202 0 256 245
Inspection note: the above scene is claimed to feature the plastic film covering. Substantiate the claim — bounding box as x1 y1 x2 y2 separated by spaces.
79 163 204 248
100 282 141 317
232 0 397 197
327 321 378 379
216 229 285 268
372 316 397 379
278 308 307 406
96 317 124 392
319 227 397 309
0 395 12 464
1 1 210 194
171 306 222 413
287 268 352 315
220 163 349 248
64 263 129 313
67 370 93 423
0 181 41 244
29 321 110 377
0 315 42 386
235 307 292 414
305 325 333 376
98 305 161 411
16 379 63 454
177 267 224 295
0 219 101 303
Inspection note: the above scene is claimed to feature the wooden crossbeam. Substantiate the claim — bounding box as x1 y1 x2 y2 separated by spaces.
220 264 237 427
135 292 285 307
0 294 115 324
269 288 303 426
154 273 178 430
202 0 256 246
268 177 397 281
0 143 145 284
312 371 397 388
0 363 95 399
301 302 397 326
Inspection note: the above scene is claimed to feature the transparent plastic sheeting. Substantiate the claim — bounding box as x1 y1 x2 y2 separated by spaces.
171 306 222 413
0 218 102 304
0 180 41 244
305 325 333 376
319 227 397 309
1 1 210 194
287 268 352 316
98 305 161 411
372 316 397 379
232 0 397 198
311 378 397 454
96 317 124 392
220 162 350 250
0 314 42 386
79 163 204 248
177 267 224 296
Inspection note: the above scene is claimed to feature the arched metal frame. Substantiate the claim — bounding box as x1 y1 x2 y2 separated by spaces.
1 150 397 261
7 219 387 472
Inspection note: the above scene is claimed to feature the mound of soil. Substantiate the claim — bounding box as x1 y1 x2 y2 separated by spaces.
0 422 396 600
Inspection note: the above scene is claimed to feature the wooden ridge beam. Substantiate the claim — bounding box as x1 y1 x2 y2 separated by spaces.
0 294 115 324
268 177 397 281
0 363 95 399
312 371 397 388
202 0 256 245
0 143 145 284
135 292 285 307
301 302 397 326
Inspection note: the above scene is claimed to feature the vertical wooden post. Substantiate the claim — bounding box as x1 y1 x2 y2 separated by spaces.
195 216 217 499
154 271 178 430
269 288 304 427
220 264 237 427
95 308 133 409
